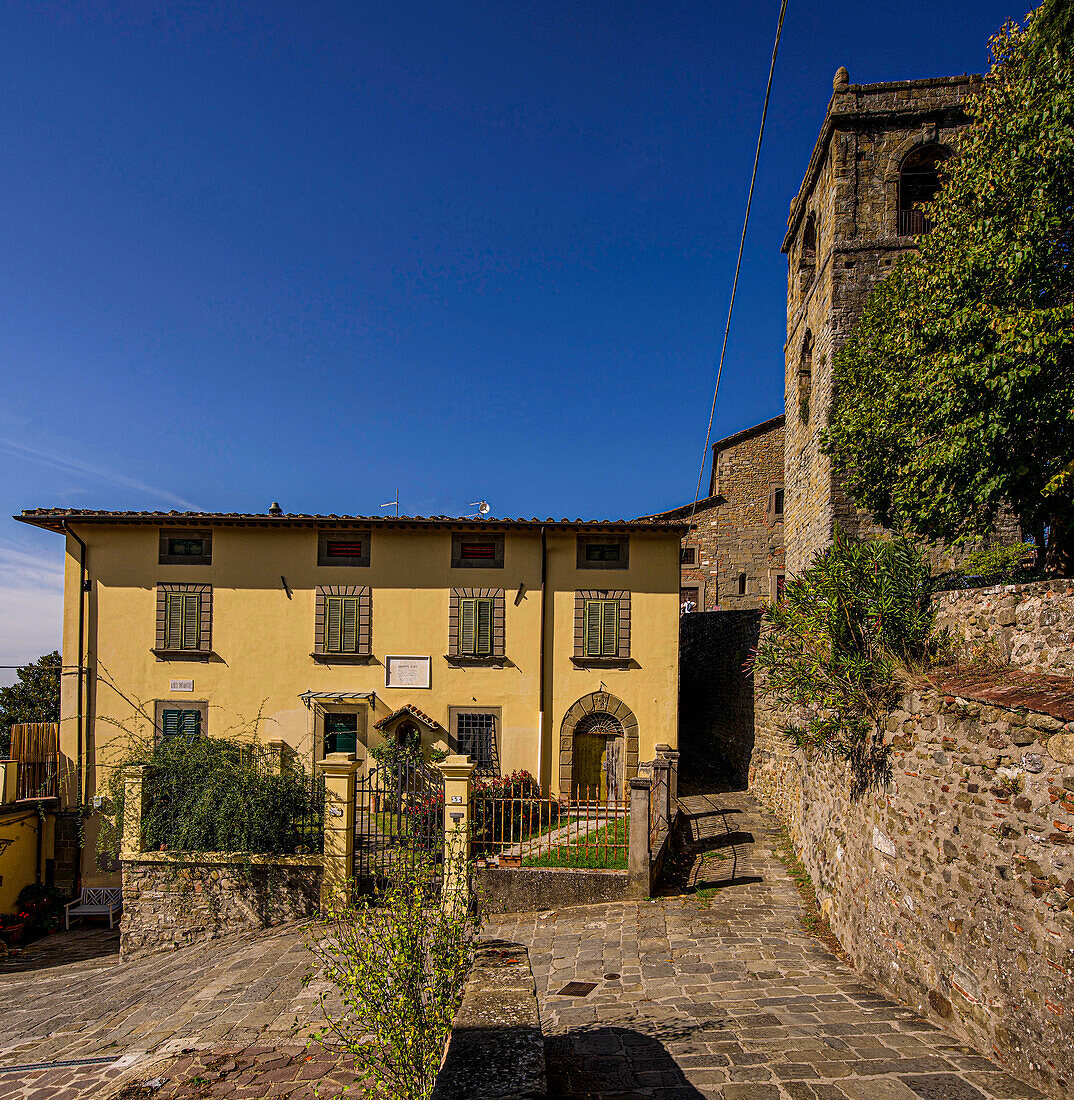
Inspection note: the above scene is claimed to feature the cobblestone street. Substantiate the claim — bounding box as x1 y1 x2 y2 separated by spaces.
0 920 346 1100
488 792 1045 1100
0 791 1050 1100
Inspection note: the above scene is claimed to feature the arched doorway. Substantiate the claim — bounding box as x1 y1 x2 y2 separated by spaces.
559 692 639 801
571 712 624 800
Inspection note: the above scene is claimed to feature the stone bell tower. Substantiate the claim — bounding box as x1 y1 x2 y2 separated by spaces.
781 66 978 575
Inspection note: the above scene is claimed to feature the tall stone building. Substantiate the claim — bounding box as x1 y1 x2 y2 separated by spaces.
647 414 785 610
783 68 980 575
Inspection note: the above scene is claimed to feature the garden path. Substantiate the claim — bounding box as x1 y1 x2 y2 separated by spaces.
487 790 1045 1100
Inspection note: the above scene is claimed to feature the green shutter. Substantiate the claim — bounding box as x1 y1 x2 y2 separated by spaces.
161 708 200 741
601 600 619 656
181 593 200 649
162 709 180 740
460 598 477 655
584 600 603 657
341 596 359 652
476 598 492 655
165 593 182 649
326 596 342 651
325 595 360 653
584 599 619 657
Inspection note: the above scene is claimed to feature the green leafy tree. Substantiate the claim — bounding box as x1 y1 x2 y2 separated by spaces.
825 6 1074 574
753 533 944 794
0 651 61 756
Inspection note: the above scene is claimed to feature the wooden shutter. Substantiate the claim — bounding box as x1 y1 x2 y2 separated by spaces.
162 709 181 740
181 593 200 649
165 593 182 649
601 600 618 656
584 600 603 657
475 598 492 655
460 598 477 655
326 596 351 652
179 709 200 739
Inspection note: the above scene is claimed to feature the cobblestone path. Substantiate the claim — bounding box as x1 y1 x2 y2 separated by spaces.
488 791 1044 1100
0 921 350 1100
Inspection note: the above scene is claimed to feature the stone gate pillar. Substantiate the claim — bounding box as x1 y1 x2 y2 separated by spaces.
319 752 358 911
437 755 475 914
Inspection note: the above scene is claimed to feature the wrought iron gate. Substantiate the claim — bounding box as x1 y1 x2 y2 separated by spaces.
353 758 445 883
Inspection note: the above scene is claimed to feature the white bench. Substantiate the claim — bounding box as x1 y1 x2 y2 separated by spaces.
65 887 123 930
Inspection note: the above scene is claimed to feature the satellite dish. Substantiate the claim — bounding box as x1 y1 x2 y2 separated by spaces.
468 500 491 517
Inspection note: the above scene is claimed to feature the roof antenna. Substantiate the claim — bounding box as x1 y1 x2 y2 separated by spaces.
468 501 491 518
380 489 400 518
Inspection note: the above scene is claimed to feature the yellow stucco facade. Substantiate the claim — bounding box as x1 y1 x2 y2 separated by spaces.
19 512 684 885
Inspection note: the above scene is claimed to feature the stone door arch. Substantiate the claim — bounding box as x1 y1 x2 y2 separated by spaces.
559 692 639 799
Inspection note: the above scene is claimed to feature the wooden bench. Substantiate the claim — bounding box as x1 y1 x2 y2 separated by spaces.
65 887 123 930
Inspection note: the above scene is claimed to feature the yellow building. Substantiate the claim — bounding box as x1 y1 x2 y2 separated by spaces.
17 509 685 885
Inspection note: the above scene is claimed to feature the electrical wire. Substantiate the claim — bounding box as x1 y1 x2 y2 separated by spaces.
685 0 790 545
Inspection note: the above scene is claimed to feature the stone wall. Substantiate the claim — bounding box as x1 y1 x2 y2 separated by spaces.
749 678 1074 1099
679 611 760 788
934 580 1074 678
120 853 322 957
431 939 546 1100
648 416 784 611
782 74 978 575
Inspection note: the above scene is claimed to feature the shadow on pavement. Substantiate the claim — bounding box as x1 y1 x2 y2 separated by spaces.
547 1026 707 1098
0 927 120 975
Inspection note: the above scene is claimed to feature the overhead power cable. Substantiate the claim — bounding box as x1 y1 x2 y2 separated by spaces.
685 0 789 540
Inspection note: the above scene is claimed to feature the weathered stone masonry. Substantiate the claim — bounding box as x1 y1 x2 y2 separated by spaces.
650 415 785 610
749 589 1074 1097
935 580 1074 678
120 853 322 958
782 72 982 574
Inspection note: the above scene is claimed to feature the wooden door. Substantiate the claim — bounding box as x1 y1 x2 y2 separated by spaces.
572 733 603 800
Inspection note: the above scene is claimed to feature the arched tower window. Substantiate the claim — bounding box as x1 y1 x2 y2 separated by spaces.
797 331 813 423
898 145 949 236
798 214 817 294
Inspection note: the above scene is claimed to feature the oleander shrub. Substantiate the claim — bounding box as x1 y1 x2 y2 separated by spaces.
752 531 947 793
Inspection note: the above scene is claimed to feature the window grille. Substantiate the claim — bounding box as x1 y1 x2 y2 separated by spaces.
456 712 498 774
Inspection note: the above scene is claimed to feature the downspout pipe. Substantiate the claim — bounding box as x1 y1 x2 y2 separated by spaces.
62 522 87 808
537 526 548 790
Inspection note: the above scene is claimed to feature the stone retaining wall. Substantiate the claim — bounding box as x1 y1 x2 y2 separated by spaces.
431 939 546 1100
476 867 628 915
934 579 1074 677
749 680 1074 1098
120 853 322 957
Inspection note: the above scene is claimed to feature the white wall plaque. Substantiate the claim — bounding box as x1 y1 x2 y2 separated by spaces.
169 679 194 692
385 656 431 689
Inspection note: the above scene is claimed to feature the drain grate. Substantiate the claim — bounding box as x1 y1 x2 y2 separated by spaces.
603 973 621 980
0 1056 117 1076
557 981 598 997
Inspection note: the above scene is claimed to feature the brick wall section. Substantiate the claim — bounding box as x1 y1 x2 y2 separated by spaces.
749 668 1074 1099
679 611 760 788
120 855 322 958
652 416 784 611
783 75 983 575
934 580 1074 678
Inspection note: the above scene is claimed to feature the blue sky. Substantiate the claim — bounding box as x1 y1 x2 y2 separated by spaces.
0 0 1017 674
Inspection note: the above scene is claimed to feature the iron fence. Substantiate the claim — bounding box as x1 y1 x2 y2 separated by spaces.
287 773 326 854
353 758 445 882
471 783 628 870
